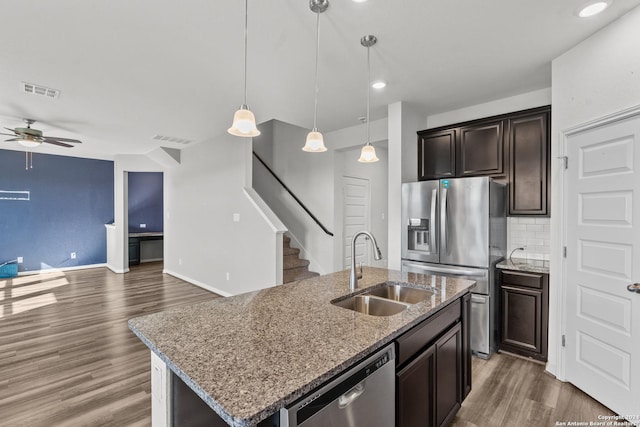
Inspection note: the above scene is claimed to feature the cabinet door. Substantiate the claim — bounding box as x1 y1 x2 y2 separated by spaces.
500 285 549 361
508 110 550 215
418 129 457 180
435 322 462 427
458 120 504 176
397 344 436 427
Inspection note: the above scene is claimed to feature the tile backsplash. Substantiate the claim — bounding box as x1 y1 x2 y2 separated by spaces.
507 217 550 261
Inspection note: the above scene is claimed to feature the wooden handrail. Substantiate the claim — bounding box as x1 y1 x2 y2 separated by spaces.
252 152 334 237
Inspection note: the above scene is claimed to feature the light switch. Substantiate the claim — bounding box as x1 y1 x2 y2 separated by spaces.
233 213 240 222
140 224 147 228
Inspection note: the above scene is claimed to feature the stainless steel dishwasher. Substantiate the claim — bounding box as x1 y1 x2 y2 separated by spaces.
280 343 395 427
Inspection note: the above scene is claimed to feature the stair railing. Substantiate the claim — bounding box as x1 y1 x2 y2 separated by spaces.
253 152 334 237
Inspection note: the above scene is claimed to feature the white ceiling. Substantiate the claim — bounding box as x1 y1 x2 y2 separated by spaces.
1 0 639 159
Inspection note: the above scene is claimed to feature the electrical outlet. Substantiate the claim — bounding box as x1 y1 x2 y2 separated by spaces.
17 256 23 263
140 223 147 228
70 252 77 259
233 213 240 222
178 258 182 266
226 272 230 281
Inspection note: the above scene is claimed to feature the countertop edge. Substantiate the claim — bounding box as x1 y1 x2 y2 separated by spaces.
496 258 550 274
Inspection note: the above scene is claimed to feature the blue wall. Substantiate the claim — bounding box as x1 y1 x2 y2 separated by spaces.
128 172 163 233
0 149 114 273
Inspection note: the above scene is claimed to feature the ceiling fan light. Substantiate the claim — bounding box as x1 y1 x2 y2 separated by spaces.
302 130 327 152
17 137 42 148
358 144 379 163
228 106 260 137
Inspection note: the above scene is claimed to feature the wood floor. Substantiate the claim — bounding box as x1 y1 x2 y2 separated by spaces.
452 353 616 427
0 263 217 427
1 263 614 427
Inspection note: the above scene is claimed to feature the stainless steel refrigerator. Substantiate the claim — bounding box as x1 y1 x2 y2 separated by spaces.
401 176 506 358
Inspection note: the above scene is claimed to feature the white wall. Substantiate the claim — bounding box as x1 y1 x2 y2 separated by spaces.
164 133 280 296
253 118 388 274
550 5 640 377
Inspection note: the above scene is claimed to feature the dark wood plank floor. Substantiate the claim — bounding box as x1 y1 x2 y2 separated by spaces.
0 263 217 427
1 263 615 426
452 353 616 427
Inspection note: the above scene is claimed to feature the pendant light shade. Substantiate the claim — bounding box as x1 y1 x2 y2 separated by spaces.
228 0 260 138
358 144 379 163
303 129 327 152
358 35 379 163
302 0 329 152
228 105 260 137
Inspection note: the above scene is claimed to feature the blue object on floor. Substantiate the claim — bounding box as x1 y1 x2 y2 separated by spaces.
0 260 18 278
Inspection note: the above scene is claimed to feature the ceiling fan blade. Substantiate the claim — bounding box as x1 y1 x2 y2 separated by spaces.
4 127 18 133
43 139 74 148
43 136 82 144
5 138 21 142
0 132 18 137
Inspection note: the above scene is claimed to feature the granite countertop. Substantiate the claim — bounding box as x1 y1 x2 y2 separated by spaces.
128 267 475 427
496 257 550 274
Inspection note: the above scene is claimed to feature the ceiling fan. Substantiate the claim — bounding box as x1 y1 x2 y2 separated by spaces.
1 118 82 148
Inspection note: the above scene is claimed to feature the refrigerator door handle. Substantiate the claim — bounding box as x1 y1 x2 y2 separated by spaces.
441 188 448 253
430 188 437 254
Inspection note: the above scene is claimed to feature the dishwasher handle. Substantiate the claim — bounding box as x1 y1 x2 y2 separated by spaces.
338 382 365 408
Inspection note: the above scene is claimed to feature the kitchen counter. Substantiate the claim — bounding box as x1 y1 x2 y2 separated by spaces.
128 267 475 426
496 257 550 274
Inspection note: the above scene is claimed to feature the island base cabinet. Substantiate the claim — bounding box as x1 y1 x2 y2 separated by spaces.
395 300 465 427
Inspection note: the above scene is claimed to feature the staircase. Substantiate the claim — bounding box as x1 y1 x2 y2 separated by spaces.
283 235 319 283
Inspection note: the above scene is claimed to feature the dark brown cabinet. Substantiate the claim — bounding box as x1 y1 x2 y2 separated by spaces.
395 297 468 427
499 270 549 362
418 129 457 180
458 120 504 177
417 106 551 216
508 110 550 216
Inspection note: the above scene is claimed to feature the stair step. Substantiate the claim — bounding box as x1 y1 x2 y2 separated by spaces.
283 235 291 244
283 269 320 284
283 256 309 270
283 246 300 256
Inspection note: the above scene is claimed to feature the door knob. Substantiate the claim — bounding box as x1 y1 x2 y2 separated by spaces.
627 283 640 293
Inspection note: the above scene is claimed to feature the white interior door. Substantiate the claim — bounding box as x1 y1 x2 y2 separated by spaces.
564 113 640 417
343 176 370 269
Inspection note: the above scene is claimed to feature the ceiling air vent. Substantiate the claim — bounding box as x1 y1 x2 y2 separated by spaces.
21 82 60 99
153 135 193 145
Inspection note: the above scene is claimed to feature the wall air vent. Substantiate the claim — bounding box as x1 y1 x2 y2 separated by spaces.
153 135 193 145
21 82 60 99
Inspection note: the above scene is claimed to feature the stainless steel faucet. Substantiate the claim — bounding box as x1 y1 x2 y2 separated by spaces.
349 231 383 291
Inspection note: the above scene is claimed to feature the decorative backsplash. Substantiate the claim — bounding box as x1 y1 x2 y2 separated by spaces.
507 217 550 261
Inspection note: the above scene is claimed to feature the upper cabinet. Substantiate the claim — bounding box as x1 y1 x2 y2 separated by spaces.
417 106 551 216
507 110 550 216
418 128 457 180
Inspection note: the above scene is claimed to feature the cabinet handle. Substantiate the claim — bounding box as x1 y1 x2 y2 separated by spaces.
627 283 640 293
338 382 365 408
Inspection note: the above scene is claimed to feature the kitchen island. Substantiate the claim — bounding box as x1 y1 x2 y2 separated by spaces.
128 267 475 427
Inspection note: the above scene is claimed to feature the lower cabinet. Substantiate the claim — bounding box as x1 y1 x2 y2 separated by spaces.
395 296 469 427
499 270 549 361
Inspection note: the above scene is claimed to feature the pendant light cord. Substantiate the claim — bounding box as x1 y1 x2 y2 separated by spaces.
313 12 320 130
243 0 249 106
366 45 371 145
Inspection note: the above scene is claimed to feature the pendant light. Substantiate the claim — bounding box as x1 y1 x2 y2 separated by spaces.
302 0 329 152
358 35 379 163
228 0 260 137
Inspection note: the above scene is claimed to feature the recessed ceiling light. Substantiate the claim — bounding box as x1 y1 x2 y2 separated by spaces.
577 1 611 18
371 80 386 89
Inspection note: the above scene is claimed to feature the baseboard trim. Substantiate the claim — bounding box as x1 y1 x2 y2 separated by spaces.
141 258 164 263
162 269 233 297
18 263 108 276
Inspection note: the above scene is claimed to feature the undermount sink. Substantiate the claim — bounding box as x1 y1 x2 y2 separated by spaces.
332 283 434 316
332 294 408 316
365 284 433 304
